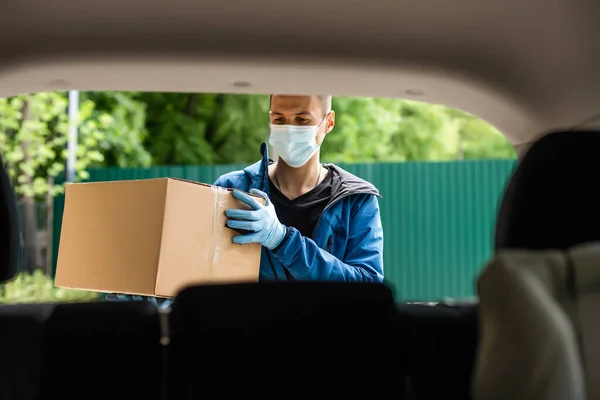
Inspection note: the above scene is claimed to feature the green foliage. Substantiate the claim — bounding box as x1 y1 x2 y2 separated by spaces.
83 92 515 166
0 91 515 195
0 91 151 198
324 97 515 163
104 92 270 165
79 91 152 168
0 270 100 304
453 111 517 159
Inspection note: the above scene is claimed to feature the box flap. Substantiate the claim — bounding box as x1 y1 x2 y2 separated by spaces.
54 179 169 295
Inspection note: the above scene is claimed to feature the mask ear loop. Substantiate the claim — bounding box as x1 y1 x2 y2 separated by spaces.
320 111 334 133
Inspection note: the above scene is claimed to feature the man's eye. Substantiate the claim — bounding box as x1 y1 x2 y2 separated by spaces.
273 118 284 124
297 118 310 124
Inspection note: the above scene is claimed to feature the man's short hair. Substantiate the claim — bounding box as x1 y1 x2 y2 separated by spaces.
269 95 332 118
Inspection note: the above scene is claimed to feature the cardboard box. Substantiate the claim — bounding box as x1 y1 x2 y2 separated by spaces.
54 178 263 297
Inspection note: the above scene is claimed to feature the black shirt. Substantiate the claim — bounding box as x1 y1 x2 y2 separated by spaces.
269 166 334 239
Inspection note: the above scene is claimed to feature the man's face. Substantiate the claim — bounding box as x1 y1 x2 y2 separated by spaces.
269 95 335 145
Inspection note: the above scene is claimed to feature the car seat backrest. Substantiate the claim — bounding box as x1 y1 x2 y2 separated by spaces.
0 303 54 400
474 243 600 400
0 301 164 400
0 154 20 282
494 130 600 251
168 281 401 398
397 302 479 399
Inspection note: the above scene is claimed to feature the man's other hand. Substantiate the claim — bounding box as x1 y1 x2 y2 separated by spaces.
226 189 286 250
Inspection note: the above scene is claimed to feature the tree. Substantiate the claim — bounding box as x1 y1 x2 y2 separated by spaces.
86 92 515 167
445 108 516 160
105 92 270 165
0 91 151 273
323 97 516 163
79 91 152 168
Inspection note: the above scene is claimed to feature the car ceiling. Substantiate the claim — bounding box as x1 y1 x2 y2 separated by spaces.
1 0 599 150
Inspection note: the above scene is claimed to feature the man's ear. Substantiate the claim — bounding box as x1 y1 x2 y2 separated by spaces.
326 110 336 134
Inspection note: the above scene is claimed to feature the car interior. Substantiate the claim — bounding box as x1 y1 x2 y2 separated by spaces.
1 0 600 398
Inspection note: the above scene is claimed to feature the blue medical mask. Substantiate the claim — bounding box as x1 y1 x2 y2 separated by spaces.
269 115 328 168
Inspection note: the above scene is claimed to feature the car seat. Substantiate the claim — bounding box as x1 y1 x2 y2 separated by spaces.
475 130 600 400
494 130 600 251
168 281 401 398
0 301 165 400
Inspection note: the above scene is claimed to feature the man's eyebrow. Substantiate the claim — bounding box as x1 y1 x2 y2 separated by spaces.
270 111 313 116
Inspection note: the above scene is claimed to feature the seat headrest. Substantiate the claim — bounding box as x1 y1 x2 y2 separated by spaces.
0 155 20 282
495 130 600 251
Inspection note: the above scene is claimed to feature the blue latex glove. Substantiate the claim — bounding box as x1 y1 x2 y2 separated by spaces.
226 189 286 250
104 294 173 309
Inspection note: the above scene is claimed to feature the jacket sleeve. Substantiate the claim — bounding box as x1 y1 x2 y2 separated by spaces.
271 194 384 283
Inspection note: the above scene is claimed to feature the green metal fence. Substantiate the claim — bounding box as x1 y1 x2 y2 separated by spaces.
52 160 517 301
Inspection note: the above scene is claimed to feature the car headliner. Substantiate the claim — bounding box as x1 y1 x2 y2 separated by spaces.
1 0 599 156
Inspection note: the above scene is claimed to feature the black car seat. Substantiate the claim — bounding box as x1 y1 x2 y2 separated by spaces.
398 301 479 399
0 301 165 400
0 154 21 282
495 130 600 251
168 281 402 399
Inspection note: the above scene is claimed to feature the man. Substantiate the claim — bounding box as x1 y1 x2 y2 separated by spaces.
214 94 384 282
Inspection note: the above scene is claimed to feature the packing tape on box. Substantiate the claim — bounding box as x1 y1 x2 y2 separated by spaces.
208 186 230 271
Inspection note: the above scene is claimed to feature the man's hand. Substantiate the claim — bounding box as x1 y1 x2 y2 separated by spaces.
226 189 286 250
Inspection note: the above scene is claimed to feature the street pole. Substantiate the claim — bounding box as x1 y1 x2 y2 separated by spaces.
66 90 79 182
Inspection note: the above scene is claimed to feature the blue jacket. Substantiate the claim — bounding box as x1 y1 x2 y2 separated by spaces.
214 143 384 283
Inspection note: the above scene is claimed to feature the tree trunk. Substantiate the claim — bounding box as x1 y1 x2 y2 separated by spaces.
185 93 198 116
19 98 38 273
21 196 37 273
45 175 54 276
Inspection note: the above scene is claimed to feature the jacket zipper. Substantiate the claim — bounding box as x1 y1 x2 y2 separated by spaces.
268 196 351 281
325 236 333 253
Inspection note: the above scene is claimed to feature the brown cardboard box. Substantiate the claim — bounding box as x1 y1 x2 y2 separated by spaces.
54 178 263 297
